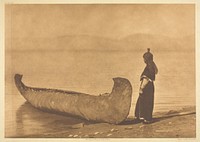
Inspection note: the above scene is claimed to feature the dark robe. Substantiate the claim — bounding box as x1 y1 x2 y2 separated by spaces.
135 65 155 121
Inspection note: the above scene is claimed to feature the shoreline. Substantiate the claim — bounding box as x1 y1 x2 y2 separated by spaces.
8 105 196 138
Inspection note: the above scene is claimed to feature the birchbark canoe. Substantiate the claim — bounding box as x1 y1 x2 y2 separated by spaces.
14 74 132 124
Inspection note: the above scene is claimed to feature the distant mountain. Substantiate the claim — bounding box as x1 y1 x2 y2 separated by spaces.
7 34 195 52
8 35 120 51
121 33 195 51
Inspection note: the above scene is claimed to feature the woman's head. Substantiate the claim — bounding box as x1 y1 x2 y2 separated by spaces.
143 48 158 75
143 48 153 64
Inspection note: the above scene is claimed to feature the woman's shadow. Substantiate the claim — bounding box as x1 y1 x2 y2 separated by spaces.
119 111 195 125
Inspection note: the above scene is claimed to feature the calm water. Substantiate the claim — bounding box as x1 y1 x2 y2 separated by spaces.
5 50 195 137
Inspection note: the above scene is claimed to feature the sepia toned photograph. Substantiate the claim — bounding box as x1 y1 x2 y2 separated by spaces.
5 4 196 138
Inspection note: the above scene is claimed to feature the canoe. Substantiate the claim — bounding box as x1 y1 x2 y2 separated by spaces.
14 74 132 124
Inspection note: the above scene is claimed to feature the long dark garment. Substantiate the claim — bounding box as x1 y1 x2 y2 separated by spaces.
135 65 155 121
135 81 154 121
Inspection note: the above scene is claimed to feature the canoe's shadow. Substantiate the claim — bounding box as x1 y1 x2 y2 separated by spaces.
16 101 93 136
16 102 195 129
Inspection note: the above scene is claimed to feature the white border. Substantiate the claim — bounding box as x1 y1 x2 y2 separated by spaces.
1 0 199 142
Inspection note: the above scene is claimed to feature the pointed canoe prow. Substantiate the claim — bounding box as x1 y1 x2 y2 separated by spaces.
14 74 26 94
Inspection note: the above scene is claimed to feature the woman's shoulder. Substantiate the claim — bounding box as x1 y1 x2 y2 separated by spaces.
141 65 155 81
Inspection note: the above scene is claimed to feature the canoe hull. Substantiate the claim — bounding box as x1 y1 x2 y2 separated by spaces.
14 74 132 124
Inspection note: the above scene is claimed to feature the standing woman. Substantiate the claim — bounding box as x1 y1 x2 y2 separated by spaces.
134 48 158 124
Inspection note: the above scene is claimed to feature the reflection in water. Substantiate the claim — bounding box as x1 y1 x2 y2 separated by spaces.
15 101 90 137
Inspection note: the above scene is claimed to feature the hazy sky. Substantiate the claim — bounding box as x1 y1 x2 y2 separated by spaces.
6 4 195 39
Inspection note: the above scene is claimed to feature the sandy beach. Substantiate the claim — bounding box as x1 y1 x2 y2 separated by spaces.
9 105 195 138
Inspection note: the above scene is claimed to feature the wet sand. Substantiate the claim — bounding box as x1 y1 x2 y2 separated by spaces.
9 105 195 138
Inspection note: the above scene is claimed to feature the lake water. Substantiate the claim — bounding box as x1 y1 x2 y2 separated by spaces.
5 49 195 137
